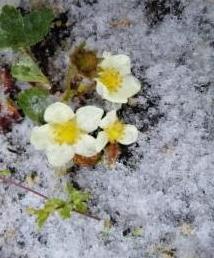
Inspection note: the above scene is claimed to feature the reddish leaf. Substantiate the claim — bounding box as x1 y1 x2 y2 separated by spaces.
73 154 100 167
105 143 121 166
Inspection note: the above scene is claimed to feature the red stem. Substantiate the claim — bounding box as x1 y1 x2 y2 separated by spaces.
0 176 100 221
0 176 48 199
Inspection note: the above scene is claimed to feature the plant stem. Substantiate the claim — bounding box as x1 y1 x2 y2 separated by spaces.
0 176 48 199
76 211 101 221
61 62 76 102
25 47 38 63
0 176 100 221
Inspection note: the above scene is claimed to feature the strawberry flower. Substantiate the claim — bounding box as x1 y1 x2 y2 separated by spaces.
31 102 103 167
96 52 141 103
96 110 138 152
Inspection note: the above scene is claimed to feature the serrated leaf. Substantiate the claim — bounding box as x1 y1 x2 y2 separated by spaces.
12 55 49 86
44 198 65 212
58 205 71 219
0 5 24 49
27 198 65 228
37 211 49 228
65 183 90 213
23 9 54 47
27 208 49 228
17 87 52 123
0 5 54 49
66 183 90 202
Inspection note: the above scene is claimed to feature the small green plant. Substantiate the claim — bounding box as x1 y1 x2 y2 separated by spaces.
0 172 100 228
28 184 90 228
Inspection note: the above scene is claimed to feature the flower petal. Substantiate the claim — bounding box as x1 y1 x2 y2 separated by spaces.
30 124 53 150
74 135 97 157
118 75 141 98
96 80 108 98
99 110 118 129
96 82 128 103
96 53 140 103
118 125 138 145
45 144 74 167
44 102 74 123
98 75 141 103
96 131 108 152
100 54 131 75
76 106 104 133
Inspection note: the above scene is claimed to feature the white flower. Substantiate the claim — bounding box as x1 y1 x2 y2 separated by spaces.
95 52 141 103
31 102 104 167
96 110 138 152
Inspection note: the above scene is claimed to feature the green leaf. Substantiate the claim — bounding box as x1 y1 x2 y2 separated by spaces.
65 183 90 213
28 208 50 229
0 5 24 49
0 5 54 49
36 211 49 228
12 55 49 85
0 169 11 176
27 198 65 228
58 205 71 219
23 9 54 47
17 87 52 123
44 198 65 212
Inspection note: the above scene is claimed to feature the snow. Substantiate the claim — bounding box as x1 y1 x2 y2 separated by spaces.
1 0 214 257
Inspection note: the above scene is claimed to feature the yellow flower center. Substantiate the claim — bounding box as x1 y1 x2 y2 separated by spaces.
105 120 125 143
51 120 81 145
99 68 122 92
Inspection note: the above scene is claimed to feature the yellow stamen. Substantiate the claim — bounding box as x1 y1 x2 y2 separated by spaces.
52 120 81 145
105 120 125 143
99 68 122 92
